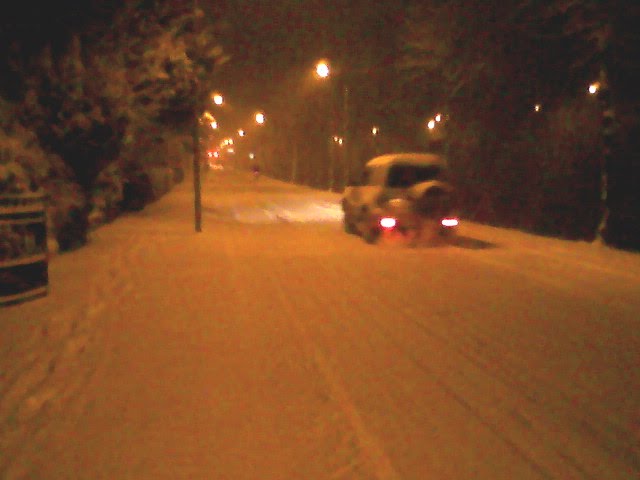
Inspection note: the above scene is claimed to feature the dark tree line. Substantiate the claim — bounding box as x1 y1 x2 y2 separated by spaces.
258 0 639 250
1 0 226 250
394 0 640 248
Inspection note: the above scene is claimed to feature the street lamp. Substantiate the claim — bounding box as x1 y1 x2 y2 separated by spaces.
427 119 436 130
315 58 350 190
316 61 330 79
588 82 600 95
371 126 380 155
212 93 224 105
255 112 265 124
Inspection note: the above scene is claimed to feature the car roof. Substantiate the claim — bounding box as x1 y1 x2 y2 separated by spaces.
365 152 446 168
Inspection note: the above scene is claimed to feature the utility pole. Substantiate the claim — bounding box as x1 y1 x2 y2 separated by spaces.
342 85 350 190
328 136 335 191
192 0 202 232
291 141 298 183
595 67 615 245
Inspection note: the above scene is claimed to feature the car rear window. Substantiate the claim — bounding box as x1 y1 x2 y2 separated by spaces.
386 164 442 188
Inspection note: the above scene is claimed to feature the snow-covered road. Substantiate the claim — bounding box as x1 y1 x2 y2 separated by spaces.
2 170 639 479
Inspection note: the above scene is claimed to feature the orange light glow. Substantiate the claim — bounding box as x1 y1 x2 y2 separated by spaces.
316 61 330 79
212 93 224 105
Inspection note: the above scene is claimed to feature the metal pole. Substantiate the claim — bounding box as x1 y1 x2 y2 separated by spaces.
328 137 335 191
192 114 202 232
291 141 298 183
192 0 202 232
342 85 350 190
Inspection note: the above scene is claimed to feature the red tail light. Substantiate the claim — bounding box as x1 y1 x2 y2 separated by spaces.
379 217 397 229
441 218 459 227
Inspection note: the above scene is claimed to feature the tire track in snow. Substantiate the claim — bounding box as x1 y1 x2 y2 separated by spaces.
439 248 640 474
218 233 369 478
268 266 402 480
267 252 459 479
325 253 577 478
221 226 400 480
272 249 560 478
334 248 637 478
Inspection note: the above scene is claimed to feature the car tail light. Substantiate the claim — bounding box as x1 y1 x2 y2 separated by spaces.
379 217 397 229
441 217 459 227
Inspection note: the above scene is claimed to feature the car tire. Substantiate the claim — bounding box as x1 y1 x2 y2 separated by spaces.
343 215 357 234
364 225 381 244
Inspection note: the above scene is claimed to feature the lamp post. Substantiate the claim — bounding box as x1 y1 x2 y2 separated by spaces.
253 111 266 172
315 60 350 191
192 0 202 232
372 126 380 155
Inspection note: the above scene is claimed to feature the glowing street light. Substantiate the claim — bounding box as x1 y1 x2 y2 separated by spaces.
372 126 379 136
534 104 542 112
427 119 436 130
210 121 218 129
588 82 600 95
255 112 265 124
315 61 330 79
435 113 442 122
212 93 224 105
238 129 245 137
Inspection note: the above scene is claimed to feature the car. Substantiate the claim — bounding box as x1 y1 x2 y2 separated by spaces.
341 152 459 244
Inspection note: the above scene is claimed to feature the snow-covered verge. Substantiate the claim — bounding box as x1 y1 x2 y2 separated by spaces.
1 170 639 479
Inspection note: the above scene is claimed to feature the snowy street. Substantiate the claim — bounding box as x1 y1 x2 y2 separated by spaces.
1 170 639 479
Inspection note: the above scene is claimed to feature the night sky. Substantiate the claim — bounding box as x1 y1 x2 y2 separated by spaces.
1 0 121 50
1 0 403 118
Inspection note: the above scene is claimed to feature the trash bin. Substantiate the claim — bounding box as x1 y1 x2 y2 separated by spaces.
0 193 49 306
